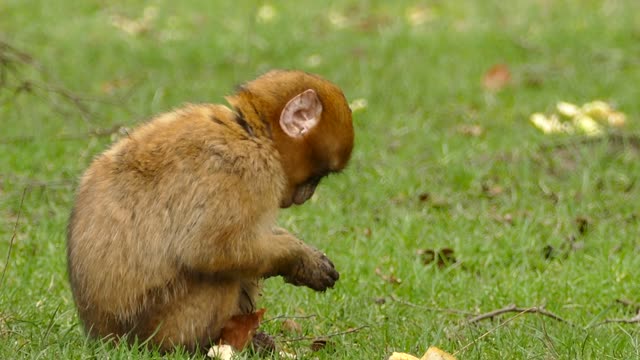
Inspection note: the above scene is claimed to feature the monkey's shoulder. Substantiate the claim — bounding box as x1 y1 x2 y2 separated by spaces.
97 103 281 182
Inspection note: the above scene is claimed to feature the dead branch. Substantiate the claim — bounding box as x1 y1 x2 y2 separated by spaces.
466 304 571 325
615 298 640 309
591 310 640 327
280 325 369 343
389 295 473 316
0 188 27 287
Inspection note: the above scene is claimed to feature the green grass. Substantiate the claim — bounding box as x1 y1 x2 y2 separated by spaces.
2 0 640 358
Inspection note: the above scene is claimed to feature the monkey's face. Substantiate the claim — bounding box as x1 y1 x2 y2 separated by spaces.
230 70 354 208
276 87 353 208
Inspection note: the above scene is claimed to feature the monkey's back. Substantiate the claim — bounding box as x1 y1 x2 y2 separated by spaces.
67 103 285 332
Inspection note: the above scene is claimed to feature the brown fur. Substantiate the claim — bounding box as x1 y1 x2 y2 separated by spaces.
66 70 354 353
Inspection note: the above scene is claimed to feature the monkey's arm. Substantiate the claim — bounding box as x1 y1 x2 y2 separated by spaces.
176 224 338 292
263 228 339 291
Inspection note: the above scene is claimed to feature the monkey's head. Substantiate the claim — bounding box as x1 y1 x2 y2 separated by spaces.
228 70 354 208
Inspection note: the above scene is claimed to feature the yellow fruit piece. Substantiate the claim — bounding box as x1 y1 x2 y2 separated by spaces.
573 115 603 136
607 111 626 127
207 345 235 360
421 346 457 360
582 100 612 119
556 102 580 118
389 352 420 360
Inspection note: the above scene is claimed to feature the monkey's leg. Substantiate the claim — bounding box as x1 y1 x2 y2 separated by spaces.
132 278 245 354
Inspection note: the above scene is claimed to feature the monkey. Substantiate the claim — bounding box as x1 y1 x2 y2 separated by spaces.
66 70 354 353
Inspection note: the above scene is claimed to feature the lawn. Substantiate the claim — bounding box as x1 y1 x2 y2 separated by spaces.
1 0 640 359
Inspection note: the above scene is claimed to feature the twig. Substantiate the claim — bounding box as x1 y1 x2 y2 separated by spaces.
0 188 27 287
389 295 473 316
263 314 317 323
280 325 368 343
591 311 640 327
466 304 570 325
615 298 639 309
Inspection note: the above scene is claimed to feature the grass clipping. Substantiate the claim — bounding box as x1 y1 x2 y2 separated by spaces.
389 346 457 360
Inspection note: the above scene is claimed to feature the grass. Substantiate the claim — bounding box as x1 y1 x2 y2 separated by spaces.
1 0 640 358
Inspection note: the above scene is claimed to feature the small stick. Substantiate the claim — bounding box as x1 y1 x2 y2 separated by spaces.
591 312 640 327
615 298 639 309
281 325 368 343
466 304 570 325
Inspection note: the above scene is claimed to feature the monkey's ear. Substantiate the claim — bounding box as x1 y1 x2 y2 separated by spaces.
280 89 322 138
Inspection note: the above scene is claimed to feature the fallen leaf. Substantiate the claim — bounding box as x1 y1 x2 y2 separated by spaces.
542 244 554 260
456 124 484 137
418 248 456 268
310 338 331 352
575 216 591 235
281 319 302 335
220 308 266 350
481 183 504 197
375 267 402 285
482 64 511 91
374 297 386 305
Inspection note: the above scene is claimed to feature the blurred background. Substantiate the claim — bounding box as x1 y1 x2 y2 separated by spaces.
1 1 640 358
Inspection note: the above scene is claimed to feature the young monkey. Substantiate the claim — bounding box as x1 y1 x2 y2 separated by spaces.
66 70 354 353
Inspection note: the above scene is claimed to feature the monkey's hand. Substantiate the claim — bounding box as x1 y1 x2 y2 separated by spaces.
283 247 339 291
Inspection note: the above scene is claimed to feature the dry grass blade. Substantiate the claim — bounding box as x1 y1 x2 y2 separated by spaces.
1 188 27 288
